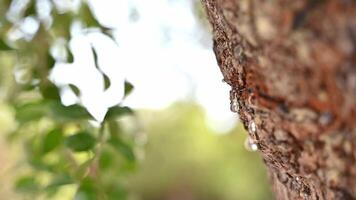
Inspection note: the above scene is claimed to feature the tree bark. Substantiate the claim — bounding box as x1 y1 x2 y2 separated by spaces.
201 0 356 199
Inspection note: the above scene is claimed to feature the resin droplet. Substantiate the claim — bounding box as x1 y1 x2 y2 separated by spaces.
248 121 257 134
244 137 258 151
230 98 240 113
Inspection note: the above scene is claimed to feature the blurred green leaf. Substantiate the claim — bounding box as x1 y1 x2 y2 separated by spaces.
99 148 114 170
104 106 133 121
15 101 47 123
15 176 40 193
65 131 96 152
106 183 126 200
24 1 36 17
16 100 93 123
0 38 13 50
74 177 98 200
47 51 56 69
108 137 135 162
0 0 11 11
69 84 81 96
21 81 38 91
42 128 63 154
103 74 111 90
124 80 134 98
49 102 93 120
29 158 54 172
79 2 101 28
91 45 99 65
46 174 73 190
40 81 61 100
101 28 116 41
51 12 73 39
91 46 111 90
108 121 123 137
25 136 54 171
66 44 74 63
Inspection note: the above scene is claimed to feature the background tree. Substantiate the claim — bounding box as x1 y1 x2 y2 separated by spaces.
0 0 139 199
201 0 356 199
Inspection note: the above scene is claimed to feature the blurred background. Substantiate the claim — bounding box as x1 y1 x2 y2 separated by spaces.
0 0 272 199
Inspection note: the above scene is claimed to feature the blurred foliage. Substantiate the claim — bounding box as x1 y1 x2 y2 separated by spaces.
128 103 272 200
0 0 138 199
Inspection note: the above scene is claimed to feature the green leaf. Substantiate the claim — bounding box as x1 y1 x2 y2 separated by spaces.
65 131 96 152
79 2 101 28
101 28 116 41
106 183 126 200
103 74 111 90
51 12 73 39
42 128 63 153
74 177 97 200
16 100 93 123
15 176 40 193
47 51 56 69
99 148 114 170
21 82 38 91
46 174 73 190
40 81 61 100
49 102 93 120
24 1 36 17
104 106 133 121
66 44 74 63
28 158 54 172
108 137 135 162
69 84 81 96
15 101 47 123
92 45 99 65
124 80 134 98
108 121 123 137
91 46 111 90
0 38 13 50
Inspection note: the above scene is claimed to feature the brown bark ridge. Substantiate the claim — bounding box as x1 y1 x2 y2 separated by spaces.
201 0 356 199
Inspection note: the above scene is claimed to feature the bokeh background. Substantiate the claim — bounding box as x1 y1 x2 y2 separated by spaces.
0 0 273 199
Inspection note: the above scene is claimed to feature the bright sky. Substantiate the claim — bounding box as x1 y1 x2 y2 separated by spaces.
50 0 237 133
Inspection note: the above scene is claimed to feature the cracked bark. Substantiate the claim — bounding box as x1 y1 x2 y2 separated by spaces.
201 0 356 199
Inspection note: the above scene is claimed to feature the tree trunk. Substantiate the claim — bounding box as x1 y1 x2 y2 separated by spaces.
201 0 356 199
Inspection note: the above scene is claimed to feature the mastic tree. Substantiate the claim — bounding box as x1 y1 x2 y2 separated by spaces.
201 0 356 199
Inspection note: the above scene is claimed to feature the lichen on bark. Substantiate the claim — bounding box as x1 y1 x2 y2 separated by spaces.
201 0 356 199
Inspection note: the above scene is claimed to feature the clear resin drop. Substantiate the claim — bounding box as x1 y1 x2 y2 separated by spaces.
244 137 258 151
248 121 257 134
230 98 239 113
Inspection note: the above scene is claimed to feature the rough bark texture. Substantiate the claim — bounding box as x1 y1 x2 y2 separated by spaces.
201 0 356 199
